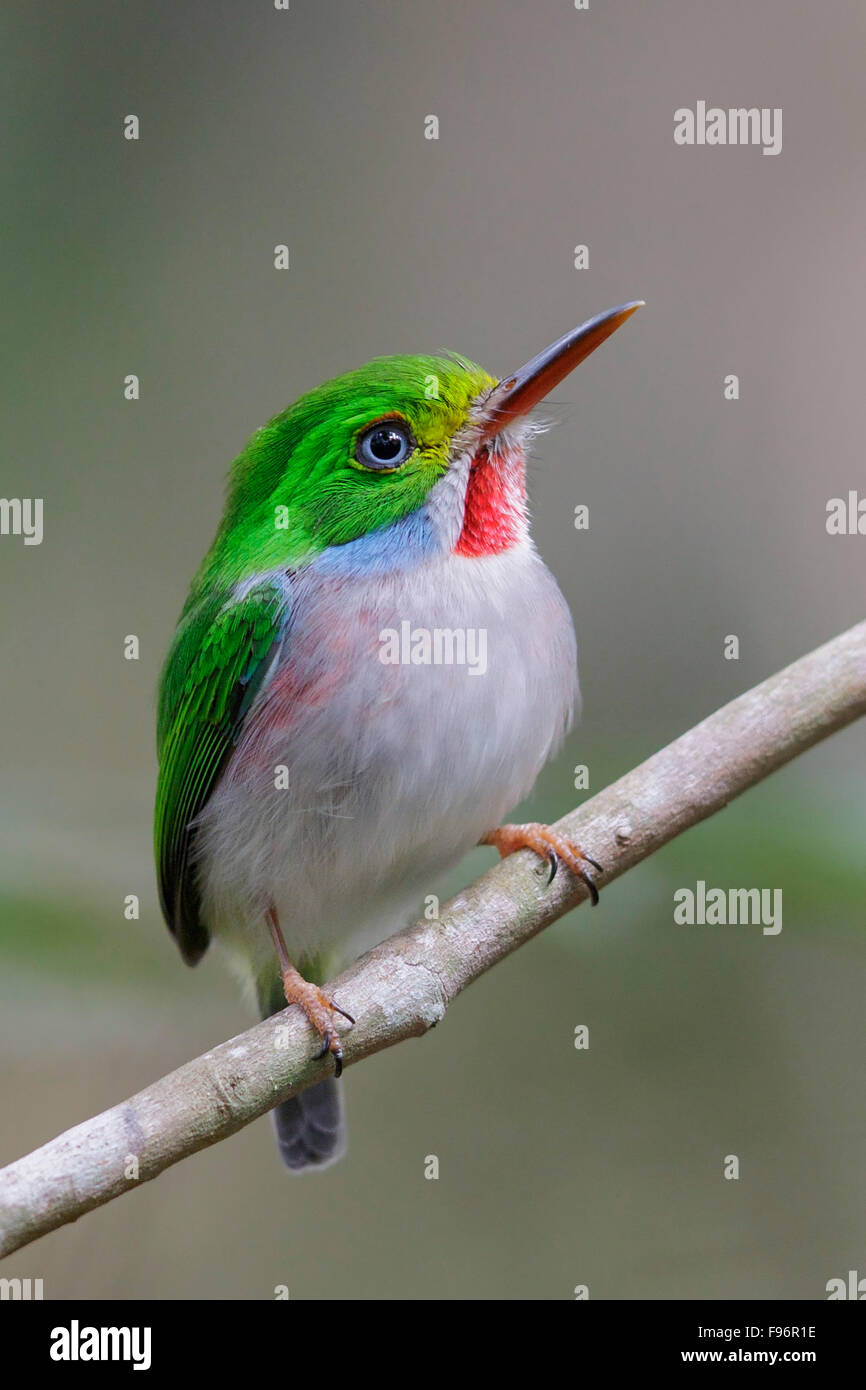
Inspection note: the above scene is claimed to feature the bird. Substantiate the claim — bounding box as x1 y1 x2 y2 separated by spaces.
154 300 643 1171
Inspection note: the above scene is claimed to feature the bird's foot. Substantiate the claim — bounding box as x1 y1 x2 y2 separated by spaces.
280 971 355 1078
266 906 354 1077
481 823 603 905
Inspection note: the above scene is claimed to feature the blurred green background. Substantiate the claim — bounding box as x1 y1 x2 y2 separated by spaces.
1 0 864 1299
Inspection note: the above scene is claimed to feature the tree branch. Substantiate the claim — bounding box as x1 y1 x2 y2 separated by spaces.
2 621 865 1258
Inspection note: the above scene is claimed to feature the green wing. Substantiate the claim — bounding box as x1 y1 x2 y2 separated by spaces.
155 581 289 965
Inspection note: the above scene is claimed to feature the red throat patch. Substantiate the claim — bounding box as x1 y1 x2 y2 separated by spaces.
454 444 528 557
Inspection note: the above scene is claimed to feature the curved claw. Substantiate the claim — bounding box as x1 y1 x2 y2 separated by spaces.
332 1002 355 1026
316 1033 343 1079
579 869 600 907
545 850 601 903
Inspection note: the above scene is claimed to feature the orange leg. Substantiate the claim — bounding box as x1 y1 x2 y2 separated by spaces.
266 907 354 1077
481 823 602 905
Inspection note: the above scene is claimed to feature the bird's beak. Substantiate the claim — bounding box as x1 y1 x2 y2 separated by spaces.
479 300 644 440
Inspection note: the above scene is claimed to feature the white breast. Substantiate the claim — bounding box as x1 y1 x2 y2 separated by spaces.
195 539 578 976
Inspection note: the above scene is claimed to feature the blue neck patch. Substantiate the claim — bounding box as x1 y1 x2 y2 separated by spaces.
312 505 440 577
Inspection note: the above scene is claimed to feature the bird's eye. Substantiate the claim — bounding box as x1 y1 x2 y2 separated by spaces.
354 418 416 471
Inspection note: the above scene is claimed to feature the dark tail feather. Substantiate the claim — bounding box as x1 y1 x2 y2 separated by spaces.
257 966 347 1172
272 1081 346 1171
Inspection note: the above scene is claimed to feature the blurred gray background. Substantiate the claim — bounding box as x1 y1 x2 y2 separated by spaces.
1 0 864 1299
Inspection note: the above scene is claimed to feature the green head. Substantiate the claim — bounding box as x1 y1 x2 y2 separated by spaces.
208 353 494 580
192 302 644 593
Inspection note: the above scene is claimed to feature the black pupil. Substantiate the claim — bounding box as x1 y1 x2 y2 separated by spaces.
369 429 402 461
